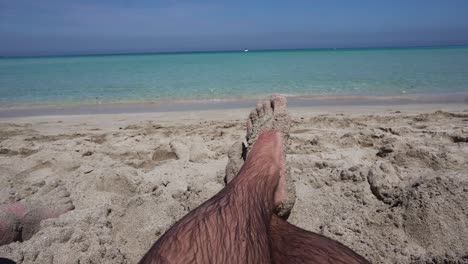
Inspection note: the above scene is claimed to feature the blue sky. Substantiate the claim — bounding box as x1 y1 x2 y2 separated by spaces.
1 0 468 56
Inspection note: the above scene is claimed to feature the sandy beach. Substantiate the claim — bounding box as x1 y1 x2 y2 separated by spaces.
1 102 467 263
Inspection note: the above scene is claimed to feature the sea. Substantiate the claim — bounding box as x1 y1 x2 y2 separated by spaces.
1 46 467 107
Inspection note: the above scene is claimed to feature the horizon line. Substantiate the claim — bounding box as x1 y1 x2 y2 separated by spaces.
2 44 468 59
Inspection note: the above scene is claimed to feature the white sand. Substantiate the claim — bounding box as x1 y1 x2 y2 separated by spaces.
0 103 467 263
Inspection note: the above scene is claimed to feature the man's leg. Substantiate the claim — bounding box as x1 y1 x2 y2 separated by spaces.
222 95 370 263
270 215 370 264
139 131 286 264
140 95 370 263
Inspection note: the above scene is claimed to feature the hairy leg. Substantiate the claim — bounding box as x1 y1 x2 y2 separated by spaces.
222 95 370 263
139 131 285 264
225 94 294 219
270 215 370 264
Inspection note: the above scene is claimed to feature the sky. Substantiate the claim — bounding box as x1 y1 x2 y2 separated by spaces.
1 0 468 56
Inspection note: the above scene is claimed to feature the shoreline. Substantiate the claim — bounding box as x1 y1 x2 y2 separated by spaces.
1 93 466 118
1 103 466 125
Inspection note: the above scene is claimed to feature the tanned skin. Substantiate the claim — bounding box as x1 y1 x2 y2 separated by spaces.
140 132 282 263
139 131 370 264
270 214 370 264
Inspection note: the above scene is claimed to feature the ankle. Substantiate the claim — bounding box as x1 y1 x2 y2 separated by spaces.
228 156 280 212
249 130 283 159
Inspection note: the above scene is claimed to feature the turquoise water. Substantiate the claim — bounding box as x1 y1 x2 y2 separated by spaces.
1 47 467 106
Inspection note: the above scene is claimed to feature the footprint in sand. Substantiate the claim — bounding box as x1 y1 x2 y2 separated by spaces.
402 176 468 259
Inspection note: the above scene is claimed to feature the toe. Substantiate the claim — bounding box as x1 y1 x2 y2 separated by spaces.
249 109 258 123
262 100 272 115
271 95 287 113
57 190 70 198
65 203 75 211
247 119 253 135
60 197 73 204
256 102 264 116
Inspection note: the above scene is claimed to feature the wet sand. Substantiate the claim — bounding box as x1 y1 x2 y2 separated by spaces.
0 103 467 263
1 92 465 118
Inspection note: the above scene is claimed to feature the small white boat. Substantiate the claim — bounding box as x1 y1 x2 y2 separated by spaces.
244 49 249 52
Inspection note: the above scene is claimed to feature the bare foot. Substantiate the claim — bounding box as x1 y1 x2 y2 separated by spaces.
0 181 74 245
225 94 295 218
